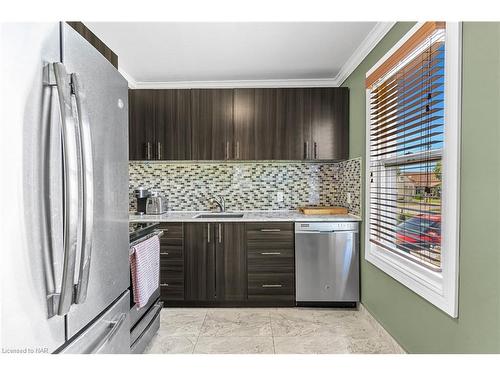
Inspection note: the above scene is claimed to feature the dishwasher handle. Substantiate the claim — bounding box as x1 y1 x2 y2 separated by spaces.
295 229 358 234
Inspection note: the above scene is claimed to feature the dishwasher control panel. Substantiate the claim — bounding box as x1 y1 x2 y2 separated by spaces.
295 222 359 232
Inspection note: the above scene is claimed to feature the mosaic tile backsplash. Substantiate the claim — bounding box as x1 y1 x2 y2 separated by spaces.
129 158 361 215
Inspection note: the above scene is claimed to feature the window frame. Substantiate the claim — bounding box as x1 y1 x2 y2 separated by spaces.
364 22 461 318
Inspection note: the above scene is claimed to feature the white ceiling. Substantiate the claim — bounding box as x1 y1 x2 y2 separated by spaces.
86 22 382 85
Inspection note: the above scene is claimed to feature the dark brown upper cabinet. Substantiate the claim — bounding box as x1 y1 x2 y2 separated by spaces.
155 90 191 160
191 89 234 160
128 89 155 160
276 88 312 160
67 22 118 68
253 88 279 160
128 87 348 161
309 87 349 160
233 89 256 160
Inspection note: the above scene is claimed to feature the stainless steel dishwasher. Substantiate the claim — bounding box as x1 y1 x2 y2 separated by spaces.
295 222 359 306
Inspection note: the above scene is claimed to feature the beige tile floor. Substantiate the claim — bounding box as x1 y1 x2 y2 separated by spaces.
144 307 399 354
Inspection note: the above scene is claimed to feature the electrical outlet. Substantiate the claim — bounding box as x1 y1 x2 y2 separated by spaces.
276 191 284 202
346 192 352 204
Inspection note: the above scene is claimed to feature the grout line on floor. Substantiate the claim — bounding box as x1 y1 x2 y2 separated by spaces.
192 309 208 354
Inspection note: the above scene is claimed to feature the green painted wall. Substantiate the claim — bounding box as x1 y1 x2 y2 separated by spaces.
342 22 500 353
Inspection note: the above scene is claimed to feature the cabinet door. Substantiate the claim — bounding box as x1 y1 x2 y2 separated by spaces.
310 88 349 160
128 89 155 160
184 223 216 301
191 89 233 160
155 90 191 160
276 88 312 160
233 89 255 160
215 223 247 301
254 88 278 160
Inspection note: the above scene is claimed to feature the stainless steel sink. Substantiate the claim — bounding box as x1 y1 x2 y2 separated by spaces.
193 213 244 219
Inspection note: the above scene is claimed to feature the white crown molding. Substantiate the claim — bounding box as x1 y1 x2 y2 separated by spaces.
119 22 395 89
334 22 396 86
128 77 338 89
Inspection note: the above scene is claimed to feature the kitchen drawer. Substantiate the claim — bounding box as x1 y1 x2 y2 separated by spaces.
248 256 294 274
248 273 294 300
160 247 183 259
158 222 183 237
160 280 184 301
160 257 184 274
248 246 294 274
246 222 294 246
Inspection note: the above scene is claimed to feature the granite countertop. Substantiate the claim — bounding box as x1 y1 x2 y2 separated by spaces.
129 210 362 223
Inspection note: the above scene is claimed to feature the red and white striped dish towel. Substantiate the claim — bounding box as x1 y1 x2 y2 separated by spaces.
130 235 160 308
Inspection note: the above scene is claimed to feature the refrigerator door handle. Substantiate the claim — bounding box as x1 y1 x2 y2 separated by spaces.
71 73 94 305
90 313 128 354
50 62 80 316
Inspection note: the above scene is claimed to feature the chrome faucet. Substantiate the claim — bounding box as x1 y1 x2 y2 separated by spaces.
212 195 226 212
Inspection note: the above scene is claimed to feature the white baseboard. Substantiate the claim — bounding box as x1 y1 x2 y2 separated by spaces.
359 303 407 354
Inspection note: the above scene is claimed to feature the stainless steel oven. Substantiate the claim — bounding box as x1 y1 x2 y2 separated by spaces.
128 223 163 353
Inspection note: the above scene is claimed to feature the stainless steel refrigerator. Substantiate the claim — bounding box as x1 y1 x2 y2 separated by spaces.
1 22 130 354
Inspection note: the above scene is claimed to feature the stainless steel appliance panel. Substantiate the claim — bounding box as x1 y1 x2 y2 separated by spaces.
295 222 359 302
59 291 130 354
0 22 66 353
61 24 130 338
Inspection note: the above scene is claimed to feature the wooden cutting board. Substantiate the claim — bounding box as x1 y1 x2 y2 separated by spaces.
299 206 348 215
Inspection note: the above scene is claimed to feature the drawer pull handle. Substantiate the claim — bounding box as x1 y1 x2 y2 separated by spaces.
262 284 282 288
160 252 169 255
160 283 169 287
260 229 281 232
261 252 281 255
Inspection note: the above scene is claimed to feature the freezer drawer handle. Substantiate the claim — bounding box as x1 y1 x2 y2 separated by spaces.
260 229 281 232
262 284 283 288
71 72 94 305
90 313 128 354
44 62 79 317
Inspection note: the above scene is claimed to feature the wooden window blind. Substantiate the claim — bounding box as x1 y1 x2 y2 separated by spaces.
367 22 446 270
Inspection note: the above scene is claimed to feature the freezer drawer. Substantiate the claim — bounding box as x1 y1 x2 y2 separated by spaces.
295 222 359 302
59 291 130 354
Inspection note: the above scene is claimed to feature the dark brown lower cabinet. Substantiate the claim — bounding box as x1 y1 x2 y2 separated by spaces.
161 221 295 306
246 222 295 303
184 222 247 303
216 223 247 301
159 223 185 301
184 223 216 302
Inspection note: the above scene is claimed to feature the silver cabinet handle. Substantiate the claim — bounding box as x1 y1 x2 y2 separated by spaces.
261 252 281 255
218 224 222 243
157 141 162 160
314 142 318 159
260 229 281 232
305 141 309 159
71 72 94 305
226 141 230 160
145 142 152 160
48 63 79 316
160 252 169 256
262 284 283 288
236 141 240 159
91 313 127 354
160 283 169 287
207 223 211 243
